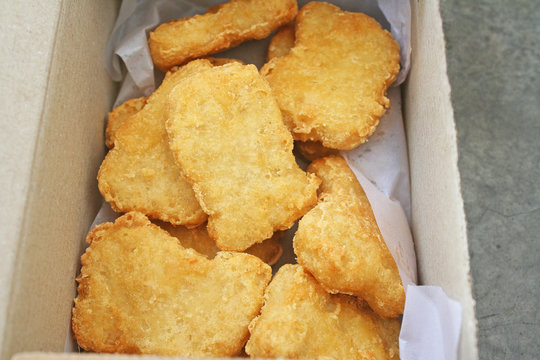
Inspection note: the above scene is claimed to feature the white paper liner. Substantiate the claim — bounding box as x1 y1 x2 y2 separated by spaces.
400 286 463 360
66 1 463 358
344 157 417 288
343 86 412 221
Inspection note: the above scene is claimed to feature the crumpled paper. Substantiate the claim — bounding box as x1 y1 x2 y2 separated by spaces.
70 1 464 359
400 286 463 360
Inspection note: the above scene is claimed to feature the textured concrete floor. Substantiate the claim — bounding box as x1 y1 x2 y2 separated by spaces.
440 1 539 359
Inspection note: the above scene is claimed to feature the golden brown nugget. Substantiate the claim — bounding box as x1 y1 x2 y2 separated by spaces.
98 60 217 227
271 26 341 166
293 156 405 318
296 140 339 162
359 301 401 360
72 212 271 357
157 221 284 265
149 0 298 71
245 264 388 359
104 58 241 150
104 58 240 150
261 2 400 150
266 22 295 61
166 62 320 251
267 28 341 163
106 97 147 149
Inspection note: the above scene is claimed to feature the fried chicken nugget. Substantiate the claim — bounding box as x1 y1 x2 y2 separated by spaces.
266 23 341 161
104 57 242 150
149 0 298 71
105 97 147 149
245 264 389 359
293 156 405 318
157 221 284 265
266 22 295 61
261 2 400 150
72 211 271 357
166 62 320 251
359 301 401 360
98 60 220 227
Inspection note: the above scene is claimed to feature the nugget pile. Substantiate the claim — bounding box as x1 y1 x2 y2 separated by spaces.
73 1 404 359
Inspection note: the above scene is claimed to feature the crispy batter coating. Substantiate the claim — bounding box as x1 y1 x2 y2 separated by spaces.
103 58 241 150
97 60 217 227
261 2 400 150
149 0 298 71
245 264 388 359
266 23 341 162
296 140 339 162
293 156 405 318
72 212 271 357
157 221 284 265
106 97 147 149
359 301 401 360
166 62 320 251
266 22 295 61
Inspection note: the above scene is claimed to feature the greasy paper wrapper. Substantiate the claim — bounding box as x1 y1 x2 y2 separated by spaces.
67 1 462 359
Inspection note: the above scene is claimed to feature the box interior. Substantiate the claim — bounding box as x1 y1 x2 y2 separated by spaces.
404 1 477 359
2 0 477 359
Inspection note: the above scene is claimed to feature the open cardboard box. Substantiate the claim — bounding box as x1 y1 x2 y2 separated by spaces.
0 0 478 359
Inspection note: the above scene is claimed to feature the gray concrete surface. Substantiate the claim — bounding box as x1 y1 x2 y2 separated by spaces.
440 1 539 359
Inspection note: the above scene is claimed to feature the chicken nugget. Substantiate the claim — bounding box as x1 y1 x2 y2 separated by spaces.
105 97 147 149
293 156 404 318
245 264 388 359
98 60 217 227
267 29 340 162
266 20 353 161
296 140 339 162
149 0 298 71
261 2 400 150
166 62 320 251
266 22 295 61
72 212 271 357
157 221 283 265
358 301 401 360
104 58 241 150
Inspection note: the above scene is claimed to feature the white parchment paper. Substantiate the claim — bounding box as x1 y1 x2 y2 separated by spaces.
67 1 463 358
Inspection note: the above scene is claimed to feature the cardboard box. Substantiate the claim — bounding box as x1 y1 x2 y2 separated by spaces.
0 0 478 359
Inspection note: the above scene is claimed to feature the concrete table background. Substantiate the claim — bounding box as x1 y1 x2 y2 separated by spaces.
440 1 539 358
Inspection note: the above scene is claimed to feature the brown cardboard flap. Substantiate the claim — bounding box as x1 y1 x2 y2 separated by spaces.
1 1 119 359
405 1 478 359
0 0 63 351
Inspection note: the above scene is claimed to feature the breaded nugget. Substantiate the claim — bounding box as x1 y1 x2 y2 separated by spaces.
149 0 298 71
293 156 404 318
261 2 400 150
106 97 147 149
104 58 241 150
157 221 284 265
98 60 216 227
245 264 388 359
266 22 295 61
72 212 271 357
267 23 341 164
296 140 339 162
166 62 320 251
359 301 401 360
